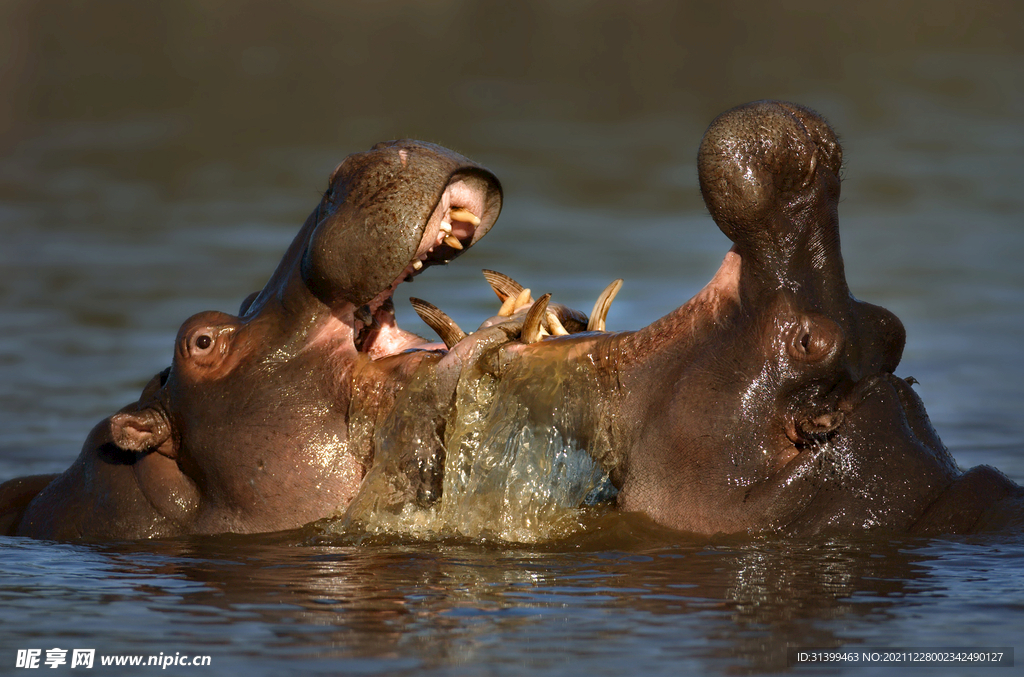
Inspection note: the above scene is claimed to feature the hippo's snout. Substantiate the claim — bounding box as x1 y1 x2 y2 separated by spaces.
698 100 842 249
301 140 502 310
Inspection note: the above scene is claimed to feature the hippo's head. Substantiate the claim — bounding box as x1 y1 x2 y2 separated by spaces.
464 102 1021 537
13 140 502 540
607 102 1022 535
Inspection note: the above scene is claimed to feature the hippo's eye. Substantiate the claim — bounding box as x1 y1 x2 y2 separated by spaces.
190 332 216 356
177 315 237 368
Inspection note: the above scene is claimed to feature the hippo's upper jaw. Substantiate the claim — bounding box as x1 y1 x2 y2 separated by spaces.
237 139 502 361
347 161 502 359
298 140 500 360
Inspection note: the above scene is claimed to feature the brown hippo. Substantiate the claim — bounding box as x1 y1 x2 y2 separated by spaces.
421 101 1024 537
0 140 502 540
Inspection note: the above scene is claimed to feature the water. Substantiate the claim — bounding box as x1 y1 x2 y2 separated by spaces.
1 1 1023 674
1 529 1022 676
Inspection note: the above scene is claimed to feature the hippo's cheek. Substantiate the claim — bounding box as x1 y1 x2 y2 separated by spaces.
132 452 200 526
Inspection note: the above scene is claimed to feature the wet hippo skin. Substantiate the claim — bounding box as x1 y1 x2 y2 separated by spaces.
462 101 1024 536
0 140 502 540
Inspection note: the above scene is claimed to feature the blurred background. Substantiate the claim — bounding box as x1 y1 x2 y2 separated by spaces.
1 0 1022 482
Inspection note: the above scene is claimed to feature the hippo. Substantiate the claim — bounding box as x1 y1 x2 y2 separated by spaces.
0 140 502 540
415 101 1024 537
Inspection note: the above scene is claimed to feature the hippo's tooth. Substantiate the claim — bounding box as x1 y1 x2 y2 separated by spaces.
410 297 467 349
546 311 570 336
512 288 534 312
412 260 424 271
450 208 481 226
499 286 530 317
587 278 623 332
498 295 517 317
439 220 453 235
482 269 525 302
355 305 377 328
444 234 464 250
498 287 533 317
522 293 552 344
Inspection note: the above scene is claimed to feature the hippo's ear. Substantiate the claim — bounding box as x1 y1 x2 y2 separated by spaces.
110 407 172 455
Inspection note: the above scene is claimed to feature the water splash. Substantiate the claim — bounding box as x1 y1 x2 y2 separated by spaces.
338 347 614 543
438 366 610 542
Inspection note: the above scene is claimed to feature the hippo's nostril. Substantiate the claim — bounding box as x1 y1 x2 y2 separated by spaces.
784 312 843 365
800 147 819 190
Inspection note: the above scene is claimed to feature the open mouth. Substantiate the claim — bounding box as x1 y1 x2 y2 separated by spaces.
401 205 480 281
352 181 488 358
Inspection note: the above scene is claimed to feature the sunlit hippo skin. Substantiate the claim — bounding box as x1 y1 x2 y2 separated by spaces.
0 140 502 540
468 101 1024 536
